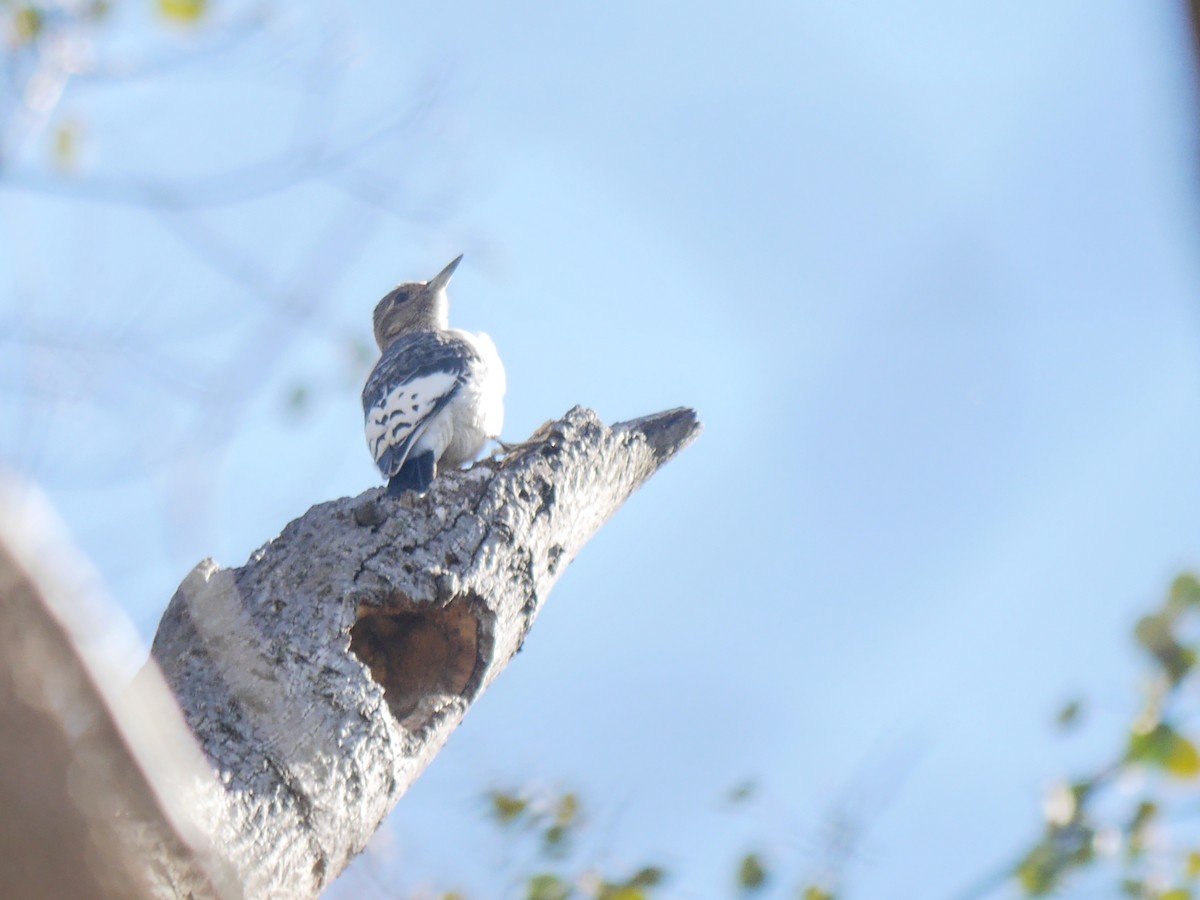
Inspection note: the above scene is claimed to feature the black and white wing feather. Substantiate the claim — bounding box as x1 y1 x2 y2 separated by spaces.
362 332 478 478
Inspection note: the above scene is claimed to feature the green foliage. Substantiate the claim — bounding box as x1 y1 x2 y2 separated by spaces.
1056 698 1084 731
726 779 758 805
480 788 670 899
412 573 1200 899
625 867 665 888
440 779 850 898
1 0 204 178
527 873 572 900
542 791 582 857
157 0 207 24
51 120 82 173
557 792 581 826
1134 613 1196 686
1003 571 1200 897
1127 801 1157 861
594 888 648 900
489 789 529 825
544 823 570 855
737 852 768 892
1126 724 1200 778
11 4 42 44
3 0 123 52
1170 574 1200 610
1013 824 1095 896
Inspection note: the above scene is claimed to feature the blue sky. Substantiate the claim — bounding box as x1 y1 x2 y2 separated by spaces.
4 1 1200 897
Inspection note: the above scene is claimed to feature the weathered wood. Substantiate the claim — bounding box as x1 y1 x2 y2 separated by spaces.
0 407 698 898
0 482 239 900
147 405 700 897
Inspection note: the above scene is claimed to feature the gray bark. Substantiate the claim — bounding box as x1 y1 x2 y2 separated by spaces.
0 406 699 899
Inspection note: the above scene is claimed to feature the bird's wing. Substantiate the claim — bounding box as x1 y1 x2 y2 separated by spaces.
362 333 474 478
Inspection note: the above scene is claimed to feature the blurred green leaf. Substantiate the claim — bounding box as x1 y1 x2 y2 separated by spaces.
1189 851 1200 880
1129 801 1156 830
1016 824 1095 898
1171 573 1200 609
51 120 82 173
626 867 665 888
556 792 581 826
1136 614 1175 652
1072 830 1096 868
1015 842 1066 896
1128 724 1200 777
12 5 43 43
737 853 767 892
1164 647 1196 685
802 887 836 900
285 384 310 416
489 790 529 825
1070 779 1095 806
1133 615 1196 684
1055 699 1083 731
157 0 206 24
596 889 646 900
1127 801 1157 860
526 873 571 900
1160 889 1192 900
726 780 757 805
1169 736 1200 777
543 823 569 857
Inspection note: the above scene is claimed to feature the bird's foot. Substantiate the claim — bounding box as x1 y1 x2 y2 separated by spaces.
489 437 536 458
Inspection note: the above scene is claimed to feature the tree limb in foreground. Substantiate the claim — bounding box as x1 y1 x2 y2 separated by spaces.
0 405 700 899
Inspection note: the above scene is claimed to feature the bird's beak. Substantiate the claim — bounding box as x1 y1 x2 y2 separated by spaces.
427 254 463 293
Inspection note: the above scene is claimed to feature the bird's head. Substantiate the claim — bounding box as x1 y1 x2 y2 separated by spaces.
372 255 462 351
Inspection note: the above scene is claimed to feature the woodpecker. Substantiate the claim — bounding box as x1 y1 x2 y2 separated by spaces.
362 255 506 495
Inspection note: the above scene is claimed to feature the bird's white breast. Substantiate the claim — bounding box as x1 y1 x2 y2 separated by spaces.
436 330 505 467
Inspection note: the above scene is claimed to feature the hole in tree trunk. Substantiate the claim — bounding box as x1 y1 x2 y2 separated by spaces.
349 596 485 730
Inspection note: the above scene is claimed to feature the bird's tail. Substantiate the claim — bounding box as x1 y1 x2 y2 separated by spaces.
387 450 436 496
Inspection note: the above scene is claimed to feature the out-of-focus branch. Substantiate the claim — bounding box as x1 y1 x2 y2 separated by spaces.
0 103 438 209
0 478 238 899
0 4 456 494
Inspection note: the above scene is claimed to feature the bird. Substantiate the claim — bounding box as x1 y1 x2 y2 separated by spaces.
362 255 506 496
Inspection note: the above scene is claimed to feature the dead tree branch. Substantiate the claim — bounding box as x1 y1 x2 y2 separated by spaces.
0 405 700 899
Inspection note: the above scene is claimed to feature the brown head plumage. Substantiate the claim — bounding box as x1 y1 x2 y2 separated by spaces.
371 255 462 351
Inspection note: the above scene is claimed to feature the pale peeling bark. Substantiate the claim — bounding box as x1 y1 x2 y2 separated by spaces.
0 482 240 900
144 405 701 898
